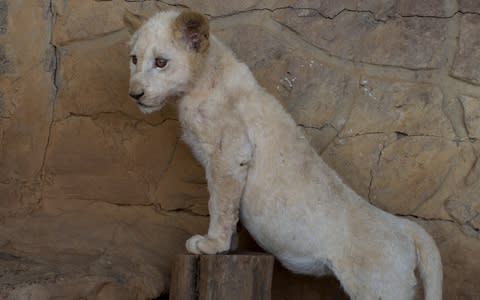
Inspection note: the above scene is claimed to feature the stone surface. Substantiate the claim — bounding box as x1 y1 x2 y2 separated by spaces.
1 0 480 299
342 79 454 137
0 0 7 34
141 0 358 19
459 0 480 13
371 137 458 213
53 0 161 46
157 0 454 19
451 14 480 85
272 9 448 69
0 45 13 74
0 0 53 217
322 134 394 200
0 200 208 299
460 95 480 138
356 0 455 19
215 23 356 134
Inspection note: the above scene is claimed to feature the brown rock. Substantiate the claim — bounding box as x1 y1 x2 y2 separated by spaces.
445 198 477 224
43 116 172 205
43 115 208 212
167 0 452 20
53 0 161 46
451 14 480 85
460 95 480 138
131 0 343 19
372 137 458 214
272 9 448 69
444 142 480 238
0 200 208 299
213 23 355 136
470 214 480 231
303 125 338 155
0 0 54 216
322 134 395 200
0 0 7 34
342 79 454 138
357 0 454 19
459 0 480 13
414 142 477 220
0 45 13 74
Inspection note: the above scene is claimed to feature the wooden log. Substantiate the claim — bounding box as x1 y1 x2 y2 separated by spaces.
170 253 275 300
170 254 199 300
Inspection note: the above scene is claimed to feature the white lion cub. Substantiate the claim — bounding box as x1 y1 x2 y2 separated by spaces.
124 10 442 300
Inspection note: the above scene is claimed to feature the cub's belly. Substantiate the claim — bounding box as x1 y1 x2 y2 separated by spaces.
239 188 323 257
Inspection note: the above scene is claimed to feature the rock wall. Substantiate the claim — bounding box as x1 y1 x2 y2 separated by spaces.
0 0 479 299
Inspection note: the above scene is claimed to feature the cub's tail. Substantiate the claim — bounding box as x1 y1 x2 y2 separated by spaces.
409 221 443 300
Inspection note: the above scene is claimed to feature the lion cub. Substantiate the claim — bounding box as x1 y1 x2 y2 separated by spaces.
124 10 442 300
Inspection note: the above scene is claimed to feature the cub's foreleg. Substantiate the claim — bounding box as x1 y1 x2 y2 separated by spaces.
186 127 252 254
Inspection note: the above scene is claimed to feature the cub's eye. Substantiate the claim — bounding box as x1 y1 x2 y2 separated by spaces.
131 55 137 65
155 57 168 69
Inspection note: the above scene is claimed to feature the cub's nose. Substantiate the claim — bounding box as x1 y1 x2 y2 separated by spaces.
129 91 144 100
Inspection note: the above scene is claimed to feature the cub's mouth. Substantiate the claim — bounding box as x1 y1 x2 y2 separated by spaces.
136 94 181 114
137 102 158 108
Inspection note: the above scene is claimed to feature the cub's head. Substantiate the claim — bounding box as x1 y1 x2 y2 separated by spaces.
124 10 210 113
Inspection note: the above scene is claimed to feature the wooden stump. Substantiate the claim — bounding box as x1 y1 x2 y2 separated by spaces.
170 253 275 300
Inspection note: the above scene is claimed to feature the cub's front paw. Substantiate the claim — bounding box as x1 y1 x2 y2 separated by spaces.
185 235 229 254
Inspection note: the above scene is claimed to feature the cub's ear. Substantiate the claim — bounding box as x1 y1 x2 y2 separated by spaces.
123 10 147 34
172 10 210 53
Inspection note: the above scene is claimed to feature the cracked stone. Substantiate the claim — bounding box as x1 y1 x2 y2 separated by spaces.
0 0 53 216
459 0 480 14
213 23 355 135
415 142 480 220
451 14 480 85
445 151 480 232
356 0 455 19
470 214 480 230
302 125 338 154
170 0 345 18
413 142 478 221
0 200 207 299
0 45 13 74
157 0 453 19
341 79 454 138
0 0 7 34
445 198 477 223
443 96 470 138
321 134 395 200
43 116 153 205
43 115 207 212
0 91 8 119
53 0 161 45
372 137 458 214
272 9 448 69
460 95 480 138
158 0 283 17
54 38 176 123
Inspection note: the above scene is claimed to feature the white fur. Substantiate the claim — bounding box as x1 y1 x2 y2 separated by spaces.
125 11 443 300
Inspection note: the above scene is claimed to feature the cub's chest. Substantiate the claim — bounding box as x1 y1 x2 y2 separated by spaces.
179 101 220 137
179 101 222 161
